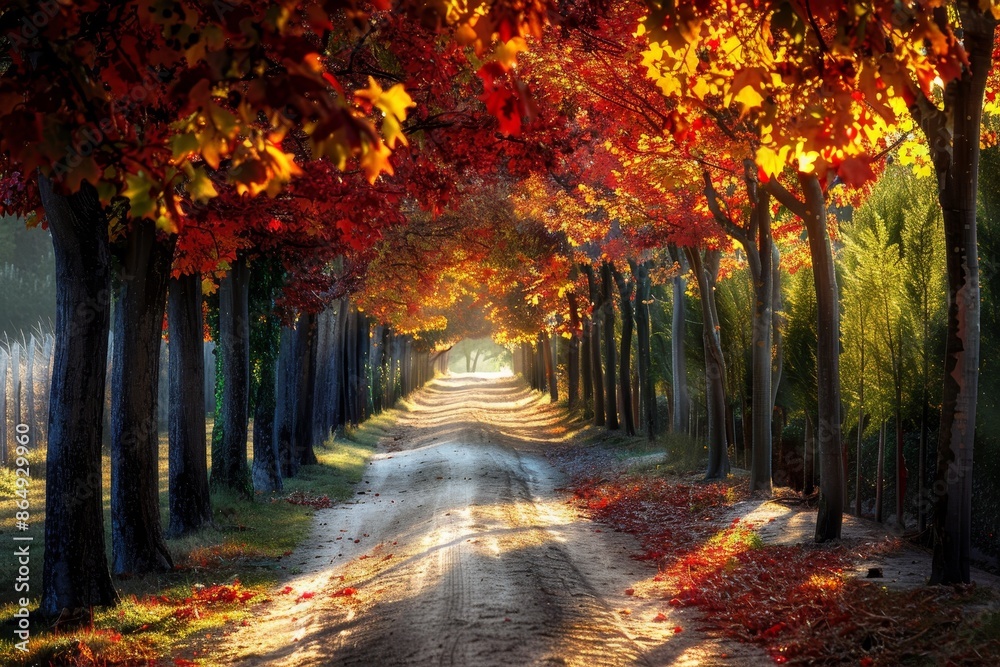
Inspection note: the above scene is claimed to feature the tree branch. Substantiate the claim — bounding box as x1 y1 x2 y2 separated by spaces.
762 177 808 219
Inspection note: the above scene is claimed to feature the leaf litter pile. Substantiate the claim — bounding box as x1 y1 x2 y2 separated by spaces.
568 463 1000 665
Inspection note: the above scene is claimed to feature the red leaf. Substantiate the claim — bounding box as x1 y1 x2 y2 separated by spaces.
331 587 357 597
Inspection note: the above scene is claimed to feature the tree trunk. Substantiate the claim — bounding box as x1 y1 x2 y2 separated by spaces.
750 190 774 494
896 403 906 530
670 248 690 433
856 324 866 517
333 299 349 425
613 265 636 436
631 260 656 440
250 332 284 493
686 247 730 479
601 262 619 430
799 173 844 542
294 311 319 466
583 265 605 426
919 11 994 584
855 412 864 516
110 220 175 576
38 176 118 618
543 333 558 402
378 325 391 412
804 413 815 496
346 306 360 425
212 256 251 495
582 316 593 406
877 419 886 523
168 272 213 535
274 325 298 478
567 293 581 409
358 312 372 420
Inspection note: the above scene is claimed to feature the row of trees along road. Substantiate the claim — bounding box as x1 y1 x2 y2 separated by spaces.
1 0 1000 622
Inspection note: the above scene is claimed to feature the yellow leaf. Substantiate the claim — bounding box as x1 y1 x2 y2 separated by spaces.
692 77 711 100
492 37 528 69
640 42 664 71
796 150 818 173
376 83 415 123
360 140 393 183
756 145 790 179
734 85 764 110
382 114 408 149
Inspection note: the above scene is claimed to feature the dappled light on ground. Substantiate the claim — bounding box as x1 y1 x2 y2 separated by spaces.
208 375 765 666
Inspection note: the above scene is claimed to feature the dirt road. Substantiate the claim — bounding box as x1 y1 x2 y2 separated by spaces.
215 374 764 666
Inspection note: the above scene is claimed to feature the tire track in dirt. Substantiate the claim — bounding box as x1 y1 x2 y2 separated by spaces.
210 374 765 666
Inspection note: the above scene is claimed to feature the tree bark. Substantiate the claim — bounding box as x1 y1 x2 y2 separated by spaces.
567 293 581 409
613 265 636 436
895 404 906 529
916 9 995 585
38 176 119 618
631 260 656 440
855 338 865 518
750 189 774 494
294 311 319 466
250 273 282 493
274 325 298 478
346 306 360 425
583 265 606 426
110 220 175 576
706 167 777 492
876 419 886 523
581 316 593 405
333 299 349 425
543 333 558 402
168 272 213 536
670 248 690 434
601 262 619 430
686 247 730 479
799 172 844 542
212 256 251 495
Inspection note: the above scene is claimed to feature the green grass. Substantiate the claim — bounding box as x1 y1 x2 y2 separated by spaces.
0 414 386 666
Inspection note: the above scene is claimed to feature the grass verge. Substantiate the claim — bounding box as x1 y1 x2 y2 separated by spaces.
0 419 382 666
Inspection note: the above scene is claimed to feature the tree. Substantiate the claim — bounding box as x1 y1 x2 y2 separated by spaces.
704 165 777 493
686 247 730 479
641 0 1000 571
167 271 213 536
612 264 637 436
909 6 998 585
630 258 657 440
110 221 175 576
35 178 117 619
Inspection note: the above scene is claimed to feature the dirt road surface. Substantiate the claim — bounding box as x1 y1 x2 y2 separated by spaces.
214 374 765 666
